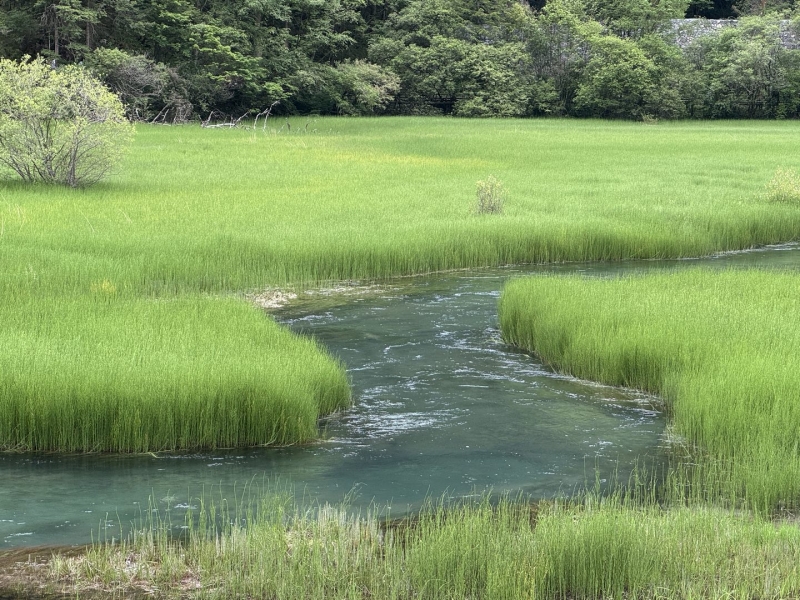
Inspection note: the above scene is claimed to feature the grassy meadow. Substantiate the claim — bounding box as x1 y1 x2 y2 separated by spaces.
2 117 800 452
4 117 800 596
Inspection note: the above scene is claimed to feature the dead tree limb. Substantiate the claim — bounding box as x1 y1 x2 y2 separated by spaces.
201 110 223 128
231 109 251 128
253 101 280 131
150 102 173 125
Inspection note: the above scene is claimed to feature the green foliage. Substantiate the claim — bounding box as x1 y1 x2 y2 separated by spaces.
586 0 690 37
451 43 534 118
4 0 800 120
0 56 133 187
368 0 539 116
0 2 38 60
85 48 179 120
686 15 800 118
333 60 400 114
293 59 400 115
574 35 685 119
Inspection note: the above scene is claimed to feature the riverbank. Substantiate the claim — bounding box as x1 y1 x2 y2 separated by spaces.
3 492 800 599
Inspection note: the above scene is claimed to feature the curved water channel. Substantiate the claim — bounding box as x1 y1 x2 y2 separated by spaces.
2 246 799 548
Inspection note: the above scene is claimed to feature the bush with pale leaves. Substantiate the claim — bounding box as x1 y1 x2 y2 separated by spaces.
0 57 134 187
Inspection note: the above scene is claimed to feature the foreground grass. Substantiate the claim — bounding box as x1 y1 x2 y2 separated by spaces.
500 268 800 513
9 492 798 599
3 118 800 451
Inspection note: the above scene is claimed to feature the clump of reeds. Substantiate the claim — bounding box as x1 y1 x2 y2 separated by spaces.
0 295 350 452
30 487 800 599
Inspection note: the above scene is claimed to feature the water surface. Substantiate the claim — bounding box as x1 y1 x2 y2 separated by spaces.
1 245 797 547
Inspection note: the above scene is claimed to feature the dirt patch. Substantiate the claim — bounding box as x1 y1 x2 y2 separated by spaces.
0 546 85 599
248 282 405 312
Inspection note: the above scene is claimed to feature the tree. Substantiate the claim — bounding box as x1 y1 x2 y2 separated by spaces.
368 0 539 115
573 34 685 119
689 16 794 118
0 57 133 187
585 0 690 38
85 48 176 120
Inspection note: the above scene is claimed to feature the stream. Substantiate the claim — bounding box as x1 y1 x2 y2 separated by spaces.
1 245 798 548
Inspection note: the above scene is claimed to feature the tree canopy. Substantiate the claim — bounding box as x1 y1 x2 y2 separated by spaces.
1 0 799 120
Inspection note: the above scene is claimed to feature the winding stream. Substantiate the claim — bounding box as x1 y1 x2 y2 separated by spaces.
1 245 798 548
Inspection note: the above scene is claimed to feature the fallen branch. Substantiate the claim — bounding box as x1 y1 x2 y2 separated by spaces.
201 109 252 128
201 110 224 128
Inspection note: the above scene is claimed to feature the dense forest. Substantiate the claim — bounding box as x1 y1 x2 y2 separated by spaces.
1 0 800 120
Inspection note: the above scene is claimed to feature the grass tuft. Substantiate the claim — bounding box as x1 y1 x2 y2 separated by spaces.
474 175 506 215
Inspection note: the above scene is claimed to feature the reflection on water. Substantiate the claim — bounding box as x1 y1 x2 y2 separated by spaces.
1 244 798 547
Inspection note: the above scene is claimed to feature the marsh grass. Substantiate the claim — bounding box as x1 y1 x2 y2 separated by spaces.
500 268 800 513
0 294 350 452
4 118 800 451
34 483 800 599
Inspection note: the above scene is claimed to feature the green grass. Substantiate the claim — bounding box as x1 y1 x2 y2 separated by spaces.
0 294 348 452
500 268 800 513
34 490 800 599
4 117 800 451
5 119 800 294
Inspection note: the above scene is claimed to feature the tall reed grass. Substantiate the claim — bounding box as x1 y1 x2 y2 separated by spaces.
3 118 800 451
4 119 800 295
500 268 800 512
0 294 350 452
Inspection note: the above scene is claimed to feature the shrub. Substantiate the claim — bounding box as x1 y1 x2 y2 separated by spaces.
0 57 134 187
475 175 506 214
765 167 800 205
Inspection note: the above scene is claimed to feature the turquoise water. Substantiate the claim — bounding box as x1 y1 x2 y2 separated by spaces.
1 245 797 548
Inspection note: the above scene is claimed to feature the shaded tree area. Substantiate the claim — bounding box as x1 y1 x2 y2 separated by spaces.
1 0 800 120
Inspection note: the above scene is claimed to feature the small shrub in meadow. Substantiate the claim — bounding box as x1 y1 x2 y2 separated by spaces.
475 175 506 214
0 57 133 187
